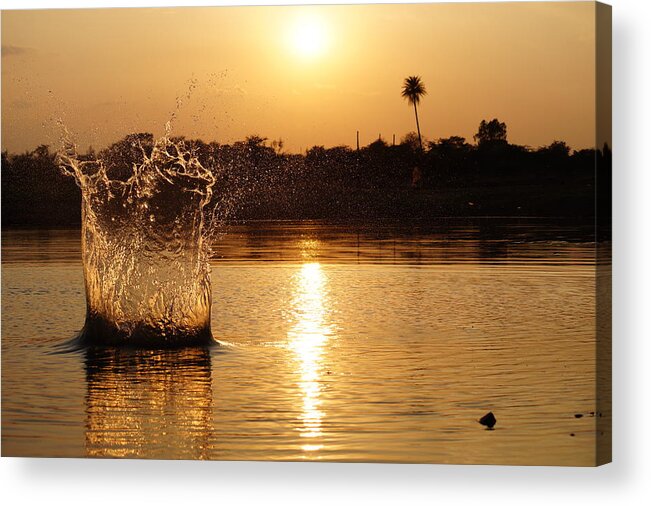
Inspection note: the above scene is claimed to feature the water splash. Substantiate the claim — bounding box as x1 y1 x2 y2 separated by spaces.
57 122 216 347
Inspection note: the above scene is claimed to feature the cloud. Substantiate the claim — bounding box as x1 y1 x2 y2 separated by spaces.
1 45 34 57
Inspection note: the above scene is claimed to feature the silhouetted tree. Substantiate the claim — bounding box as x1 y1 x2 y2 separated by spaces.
2 144 81 226
401 132 421 153
401 76 427 151
2 126 601 226
271 138 284 154
474 119 507 146
542 140 571 157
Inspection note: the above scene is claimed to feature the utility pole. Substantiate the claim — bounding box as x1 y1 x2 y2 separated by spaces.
356 130 360 151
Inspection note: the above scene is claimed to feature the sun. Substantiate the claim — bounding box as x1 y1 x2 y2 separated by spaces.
289 15 328 59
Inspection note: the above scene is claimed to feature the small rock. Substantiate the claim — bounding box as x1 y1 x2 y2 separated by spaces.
479 411 496 429
574 414 583 418
570 433 575 437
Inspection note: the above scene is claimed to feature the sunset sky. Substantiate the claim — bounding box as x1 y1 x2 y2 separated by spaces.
2 2 597 153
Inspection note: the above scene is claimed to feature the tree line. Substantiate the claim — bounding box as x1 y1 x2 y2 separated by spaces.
1 118 611 227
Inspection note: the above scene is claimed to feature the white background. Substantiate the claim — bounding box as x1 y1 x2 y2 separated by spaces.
1 0 649 504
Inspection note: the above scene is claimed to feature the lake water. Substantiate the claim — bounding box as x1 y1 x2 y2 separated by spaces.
2 220 603 465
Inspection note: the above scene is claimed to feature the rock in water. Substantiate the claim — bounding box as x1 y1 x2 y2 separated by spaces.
479 411 496 429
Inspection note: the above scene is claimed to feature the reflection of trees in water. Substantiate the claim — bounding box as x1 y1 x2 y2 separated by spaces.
476 222 510 260
206 220 596 265
84 347 213 459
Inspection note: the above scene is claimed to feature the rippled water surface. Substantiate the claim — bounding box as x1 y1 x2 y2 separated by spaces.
2 221 602 464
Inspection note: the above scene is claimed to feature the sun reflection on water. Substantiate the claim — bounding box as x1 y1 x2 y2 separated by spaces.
288 261 332 453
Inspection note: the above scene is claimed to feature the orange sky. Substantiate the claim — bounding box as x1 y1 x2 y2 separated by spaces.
2 2 597 153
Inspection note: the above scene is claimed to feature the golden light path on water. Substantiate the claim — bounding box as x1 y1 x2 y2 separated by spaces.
1 226 601 464
288 251 332 454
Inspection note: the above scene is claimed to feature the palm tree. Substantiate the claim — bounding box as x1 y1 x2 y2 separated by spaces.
401 76 427 151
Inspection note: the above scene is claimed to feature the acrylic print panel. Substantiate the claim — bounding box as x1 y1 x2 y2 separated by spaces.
1 1 611 465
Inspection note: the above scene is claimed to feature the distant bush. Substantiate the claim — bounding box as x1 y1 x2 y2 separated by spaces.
1 120 610 227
